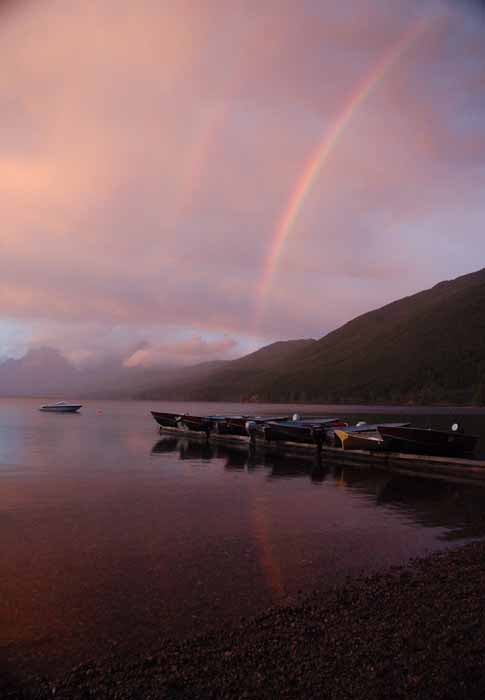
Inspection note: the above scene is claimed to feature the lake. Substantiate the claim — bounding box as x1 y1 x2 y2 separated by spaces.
2 398 485 680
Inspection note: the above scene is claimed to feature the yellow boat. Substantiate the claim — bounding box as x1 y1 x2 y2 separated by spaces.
334 429 383 451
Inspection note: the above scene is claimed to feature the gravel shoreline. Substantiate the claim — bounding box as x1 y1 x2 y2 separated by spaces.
4 541 485 699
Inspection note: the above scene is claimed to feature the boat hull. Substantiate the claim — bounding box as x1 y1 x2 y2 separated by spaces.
331 422 410 448
215 416 290 437
334 430 383 451
177 415 216 434
150 411 184 429
378 426 479 457
211 417 250 436
262 419 347 444
39 405 82 413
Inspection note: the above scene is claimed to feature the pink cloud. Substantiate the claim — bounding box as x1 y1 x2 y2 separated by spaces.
0 0 485 360
124 335 238 368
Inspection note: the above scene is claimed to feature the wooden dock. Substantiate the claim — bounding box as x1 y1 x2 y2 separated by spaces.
157 425 485 482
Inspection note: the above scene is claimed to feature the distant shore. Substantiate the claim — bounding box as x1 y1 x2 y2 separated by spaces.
6 539 485 699
2 395 485 411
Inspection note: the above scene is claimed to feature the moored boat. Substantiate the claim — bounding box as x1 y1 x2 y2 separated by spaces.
39 401 82 413
262 418 347 445
334 429 384 451
150 411 185 428
331 422 410 448
211 416 252 436
177 414 212 433
217 415 290 437
177 414 231 434
377 425 479 457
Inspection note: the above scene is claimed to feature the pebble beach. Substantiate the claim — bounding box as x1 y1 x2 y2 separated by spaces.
4 539 485 700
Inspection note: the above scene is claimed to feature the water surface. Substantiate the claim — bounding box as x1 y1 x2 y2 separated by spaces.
2 398 485 679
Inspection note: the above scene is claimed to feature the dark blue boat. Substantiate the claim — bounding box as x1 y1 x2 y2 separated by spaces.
177 414 229 434
261 418 347 445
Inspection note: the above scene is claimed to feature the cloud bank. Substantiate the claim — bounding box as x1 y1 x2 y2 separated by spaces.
1 0 485 365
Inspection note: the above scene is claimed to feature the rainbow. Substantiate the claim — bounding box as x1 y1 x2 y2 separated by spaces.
249 485 285 600
255 15 435 325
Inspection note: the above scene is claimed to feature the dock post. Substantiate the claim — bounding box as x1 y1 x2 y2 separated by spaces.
311 427 323 453
245 420 257 447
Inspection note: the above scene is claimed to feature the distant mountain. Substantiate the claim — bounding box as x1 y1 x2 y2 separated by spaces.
142 339 317 401
141 268 485 404
0 347 226 399
0 348 76 397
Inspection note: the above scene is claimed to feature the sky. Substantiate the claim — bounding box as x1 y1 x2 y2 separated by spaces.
1 0 485 368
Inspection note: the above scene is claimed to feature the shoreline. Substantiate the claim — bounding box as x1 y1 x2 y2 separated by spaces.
144 399 485 411
3 396 485 411
6 539 485 699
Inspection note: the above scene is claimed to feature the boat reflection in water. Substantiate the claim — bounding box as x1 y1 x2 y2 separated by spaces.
150 437 485 541
152 436 215 461
151 437 326 482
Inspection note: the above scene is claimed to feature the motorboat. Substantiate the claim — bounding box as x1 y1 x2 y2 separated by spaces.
377 424 479 457
39 401 82 413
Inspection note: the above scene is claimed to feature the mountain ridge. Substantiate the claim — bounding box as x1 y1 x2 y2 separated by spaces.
142 267 485 404
2 268 485 404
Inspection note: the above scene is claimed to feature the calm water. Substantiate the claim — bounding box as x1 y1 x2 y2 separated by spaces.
2 398 485 679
